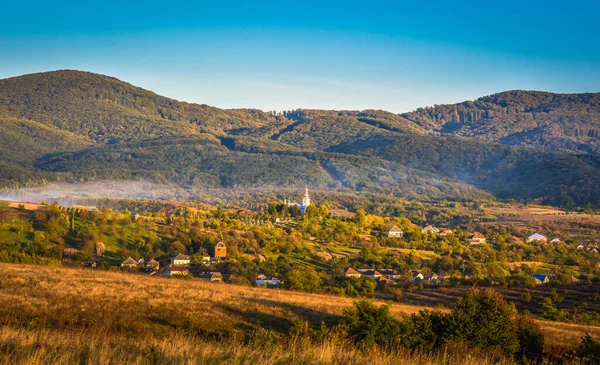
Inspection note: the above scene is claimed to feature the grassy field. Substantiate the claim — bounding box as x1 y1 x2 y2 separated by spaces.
0 263 598 364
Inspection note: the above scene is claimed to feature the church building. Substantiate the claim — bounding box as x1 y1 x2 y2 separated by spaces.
284 186 311 214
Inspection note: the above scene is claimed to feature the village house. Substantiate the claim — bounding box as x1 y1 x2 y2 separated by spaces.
357 269 383 279
162 265 189 277
386 225 404 238
411 271 425 282
146 259 160 271
200 271 223 282
577 243 585 250
439 229 453 237
120 257 138 268
526 233 548 244
256 274 282 286
171 253 191 266
550 238 564 244
214 242 227 260
412 271 440 284
345 267 362 278
532 274 550 285
511 236 523 245
202 252 211 263
421 225 439 235
467 232 486 245
379 269 401 280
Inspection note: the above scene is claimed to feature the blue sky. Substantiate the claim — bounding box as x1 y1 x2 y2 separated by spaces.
1 0 599 112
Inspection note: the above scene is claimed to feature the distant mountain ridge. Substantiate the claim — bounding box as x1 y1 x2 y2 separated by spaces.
401 90 600 154
1 70 599 208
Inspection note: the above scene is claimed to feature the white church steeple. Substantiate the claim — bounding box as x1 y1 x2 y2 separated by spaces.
302 186 310 207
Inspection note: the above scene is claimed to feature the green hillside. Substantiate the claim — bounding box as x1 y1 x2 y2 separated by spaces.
1 70 600 208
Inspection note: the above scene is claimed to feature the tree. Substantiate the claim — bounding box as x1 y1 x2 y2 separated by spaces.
304 205 318 220
341 299 407 349
449 289 518 355
354 209 366 227
515 315 545 362
289 204 301 218
318 205 329 218
286 266 321 293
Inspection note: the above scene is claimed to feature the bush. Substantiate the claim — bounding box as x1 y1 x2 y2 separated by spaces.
407 310 448 352
285 266 321 293
515 315 545 363
449 289 518 356
341 299 408 349
579 333 600 364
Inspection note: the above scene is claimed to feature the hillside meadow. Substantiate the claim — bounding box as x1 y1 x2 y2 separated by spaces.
0 263 599 364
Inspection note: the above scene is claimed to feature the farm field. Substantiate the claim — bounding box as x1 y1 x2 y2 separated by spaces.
472 204 600 233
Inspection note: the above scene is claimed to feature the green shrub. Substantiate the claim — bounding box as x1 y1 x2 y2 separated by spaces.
515 315 545 363
340 299 408 349
579 333 600 365
407 310 448 352
448 289 518 356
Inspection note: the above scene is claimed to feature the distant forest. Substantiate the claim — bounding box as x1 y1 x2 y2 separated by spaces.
1 70 599 208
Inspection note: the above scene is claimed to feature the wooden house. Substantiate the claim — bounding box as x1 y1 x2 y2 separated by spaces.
532 274 550 285
386 225 404 238
421 225 439 235
200 271 223 282
171 253 191 266
345 267 362 278
146 259 160 271
121 257 138 268
162 265 189 277
357 269 383 279
379 269 401 280
467 232 486 245
526 233 548 244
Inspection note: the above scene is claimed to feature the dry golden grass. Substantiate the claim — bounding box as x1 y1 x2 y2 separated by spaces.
0 325 516 365
0 263 598 364
0 263 429 335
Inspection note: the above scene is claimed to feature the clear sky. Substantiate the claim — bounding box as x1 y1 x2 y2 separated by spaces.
1 0 599 112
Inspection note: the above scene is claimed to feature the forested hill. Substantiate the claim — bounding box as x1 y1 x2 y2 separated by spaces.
401 90 600 154
1 70 600 208
0 70 287 142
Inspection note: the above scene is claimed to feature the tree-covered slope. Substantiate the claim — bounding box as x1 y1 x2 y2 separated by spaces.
0 70 286 142
401 90 600 153
1 70 600 208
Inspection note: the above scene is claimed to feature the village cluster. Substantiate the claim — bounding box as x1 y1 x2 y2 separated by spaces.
341 225 600 286
115 220 599 287
119 241 283 285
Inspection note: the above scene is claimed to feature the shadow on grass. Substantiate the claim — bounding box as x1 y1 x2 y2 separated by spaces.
245 297 342 328
218 302 296 333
